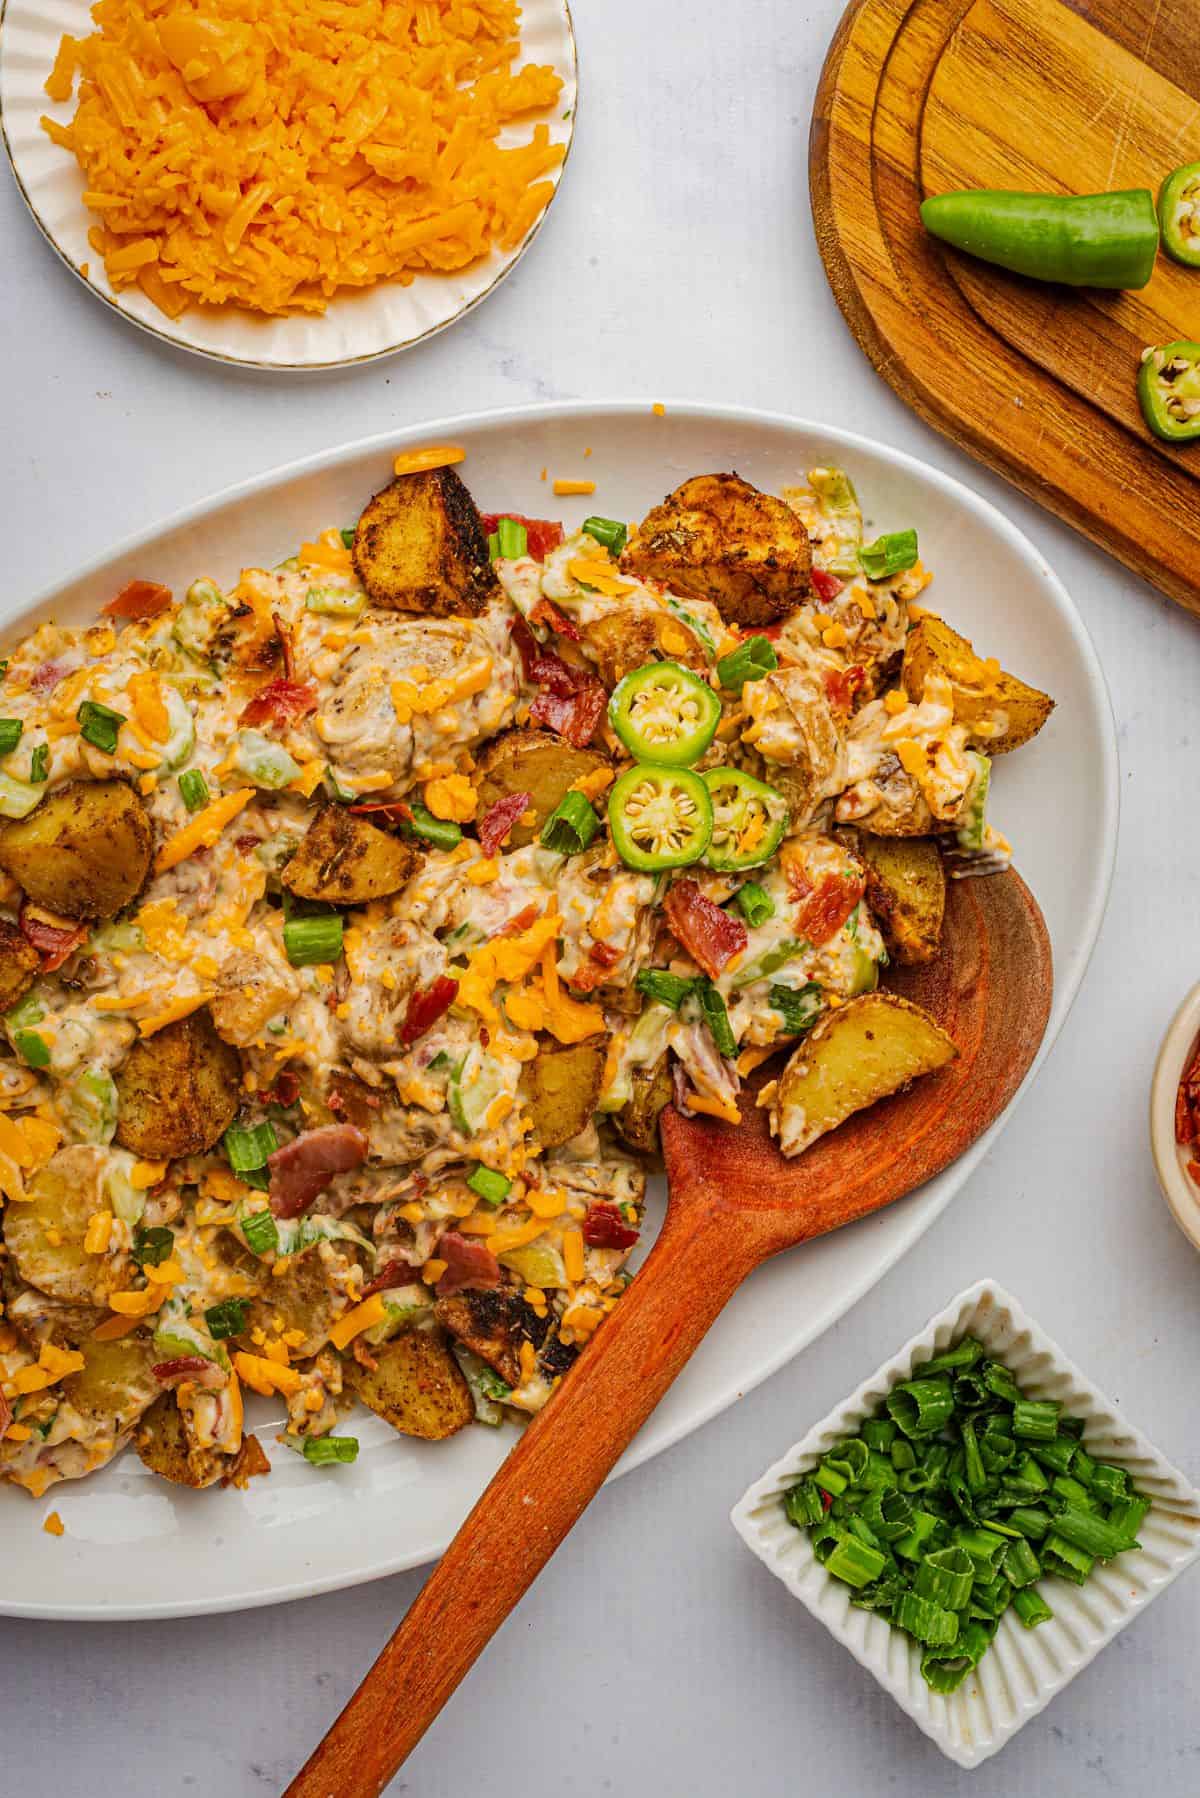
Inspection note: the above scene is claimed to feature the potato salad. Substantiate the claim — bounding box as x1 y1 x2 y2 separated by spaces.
0 457 1053 1500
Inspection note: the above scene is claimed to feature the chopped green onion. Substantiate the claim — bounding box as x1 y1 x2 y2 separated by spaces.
29 744 49 783
400 803 462 852
1049 1504 1139 1561
12 1029 50 1068
224 1120 278 1175
915 1544 974 1610
920 1619 994 1691
716 634 778 689
131 1225 174 1268
695 978 736 1059
178 768 210 812
960 1416 986 1492
981 1359 1022 1404
1042 1533 1094 1585
914 1336 984 1377
487 532 500 563
303 1435 359 1466
769 981 823 1037
1089 1462 1128 1505
861 1417 896 1452
1002 1535 1042 1587
733 881 775 927
340 526 357 549
813 1457 849 1498
539 790 600 856
76 699 126 754
1006 1506 1052 1541
887 1377 955 1438
825 1533 887 1589
467 1164 511 1207
894 1590 959 1646
859 528 918 581
0 720 23 756
634 968 696 1010
1012 1585 1053 1628
582 516 628 555
496 517 528 559
204 1298 250 1340
891 1437 916 1472
1031 1436 1076 1475
241 1208 280 1258
1107 1492 1151 1541
784 1478 826 1528
284 913 344 968
894 1511 941 1561
1012 1398 1061 1440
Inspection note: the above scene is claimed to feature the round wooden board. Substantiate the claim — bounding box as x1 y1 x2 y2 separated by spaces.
810 0 1200 616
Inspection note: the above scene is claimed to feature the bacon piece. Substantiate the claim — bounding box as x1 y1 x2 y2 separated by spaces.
152 1356 222 1388
239 678 318 729
269 1070 300 1108
478 790 531 857
361 1256 419 1298
566 941 621 994
788 867 866 947
582 1202 639 1251
496 903 539 938
349 801 411 828
811 569 844 604
823 665 866 714
662 880 748 979
589 941 621 967
435 1231 502 1298
530 597 582 642
267 1123 369 1220
103 579 173 621
29 659 73 696
479 514 564 561
510 618 606 748
400 974 459 1046
19 901 86 972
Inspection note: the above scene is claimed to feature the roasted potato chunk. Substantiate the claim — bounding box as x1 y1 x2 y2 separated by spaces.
62 1334 160 1435
209 951 299 1049
282 805 421 905
844 831 946 966
352 467 498 617
136 1393 227 1489
621 472 812 626
0 779 153 919
341 1327 473 1440
521 1035 607 1150
580 611 706 688
241 1250 348 1359
114 1009 241 1158
769 993 958 1157
474 729 610 849
0 919 40 1011
435 1288 544 1388
3 1146 128 1304
901 615 1054 755
615 1053 673 1155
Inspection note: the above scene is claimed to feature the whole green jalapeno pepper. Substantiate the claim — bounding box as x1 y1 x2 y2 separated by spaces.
920 188 1159 289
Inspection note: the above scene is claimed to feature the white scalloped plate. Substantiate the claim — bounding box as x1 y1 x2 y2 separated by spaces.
0 0 576 369
0 404 1116 1620
732 1281 1200 1768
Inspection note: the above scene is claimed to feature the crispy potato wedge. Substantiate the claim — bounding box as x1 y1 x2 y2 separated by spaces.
0 919 40 1011
473 728 610 849
901 615 1054 755
621 472 812 626
835 751 936 838
521 1035 607 1150
114 1009 241 1158
434 1288 543 1387
242 1251 347 1359
3 1146 128 1304
0 779 153 919
770 993 958 1157
579 611 706 688
136 1392 227 1489
209 951 299 1049
615 1052 673 1155
62 1333 159 1434
2 1280 106 1349
352 467 498 617
282 804 422 905
844 831 946 966
342 1327 473 1440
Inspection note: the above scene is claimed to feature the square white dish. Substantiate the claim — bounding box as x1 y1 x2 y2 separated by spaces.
731 1279 1200 1768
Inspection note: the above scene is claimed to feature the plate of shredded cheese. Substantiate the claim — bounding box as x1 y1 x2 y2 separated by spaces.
0 0 576 368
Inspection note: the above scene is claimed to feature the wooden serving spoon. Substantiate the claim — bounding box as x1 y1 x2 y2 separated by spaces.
286 868 1051 1798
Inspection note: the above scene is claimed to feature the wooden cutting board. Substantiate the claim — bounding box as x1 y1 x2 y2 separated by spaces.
810 0 1200 615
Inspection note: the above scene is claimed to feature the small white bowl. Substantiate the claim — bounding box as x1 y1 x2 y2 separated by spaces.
731 1280 1200 1769
1150 981 1200 1254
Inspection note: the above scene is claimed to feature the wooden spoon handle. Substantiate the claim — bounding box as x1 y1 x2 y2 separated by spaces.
285 1199 761 1798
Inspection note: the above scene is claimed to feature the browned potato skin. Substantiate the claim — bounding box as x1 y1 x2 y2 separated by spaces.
136 1392 227 1489
901 615 1054 755
580 612 707 688
3 1146 129 1305
0 919 40 1011
615 1053 673 1155
842 830 946 966
114 1009 241 1158
0 780 153 919
341 1327 473 1440
621 472 812 626
352 468 498 617
62 1333 160 1435
242 1250 350 1359
434 1289 543 1387
474 729 610 848
521 1035 607 1149
282 804 422 905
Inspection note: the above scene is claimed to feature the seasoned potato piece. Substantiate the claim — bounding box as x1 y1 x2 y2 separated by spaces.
474 729 610 848
0 780 153 919
241 1250 348 1359
282 805 422 905
352 467 498 617
844 831 946 966
0 919 40 1011
62 1334 160 1434
835 751 936 838
621 472 812 626
136 1393 227 1489
769 993 958 1157
114 1009 241 1158
3 1146 128 1304
434 1289 543 1388
580 612 706 688
341 1327 473 1440
209 951 299 1049
901 616 1054 755
615 1053 673 1155
3 1280 105 1349
521 1036 607 1150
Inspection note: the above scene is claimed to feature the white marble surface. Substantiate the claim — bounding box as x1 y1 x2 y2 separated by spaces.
1 1 1197 1792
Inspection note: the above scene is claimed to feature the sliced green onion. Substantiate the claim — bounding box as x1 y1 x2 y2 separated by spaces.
77 699 126 754
582 516 628 555
952 1526 1007 1577
915 1336 984 1377
486 532 500 562
915 1544 974 1610
131 1224 174 1268
224 1120 278 1175
340 526 358 549
825 1533 887 1589
12 1029 49 1068
861 1417 896 1452
634 968 696 1010
920 1618 994 1691
400 802 462 852
284 913 344 967
539 790 600 856
814 1457 849 1498
1002 1535 1042 1587
467 1164 511 1207
1052 1472 1098 1513
1012 1585 1054 1629
1090 1462 1129 1505
890 1437 916 1472
769 981 823 1037
204 1298 250 1341
695 978 736 1059
0 720 23 756
859 528 918 581
28 744 49 784
887 1377 955 1439
784 1478 826 1528
241 1208 280 1258
1107 1493 1151 1542
178 768 210 812
981 1359 1022 1404
733 881 774 927
303 1435 359 1466
716 634 778 689
894 1511 941 1561
1012 1398 1061 1440
960 1415 986 1492
1042 1533 1094 1585
496 517 528 559
1006 1506 1052 1542
1050 1505 1139 1561
894 1590 959 1646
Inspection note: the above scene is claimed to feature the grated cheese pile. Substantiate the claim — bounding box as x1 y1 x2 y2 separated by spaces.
40 0 565 319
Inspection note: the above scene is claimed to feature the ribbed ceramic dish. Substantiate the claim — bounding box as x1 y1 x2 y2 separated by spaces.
0 0 576 369
732 1280 1200 1768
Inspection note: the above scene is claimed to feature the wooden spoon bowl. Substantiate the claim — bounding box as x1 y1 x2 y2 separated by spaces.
286 868 1051 1798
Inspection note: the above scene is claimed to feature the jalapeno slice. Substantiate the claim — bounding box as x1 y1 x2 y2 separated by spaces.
608 661 721 767
607 764 713 871
1159 163 1200 268
702 767 789 871
1138 341 1200 442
